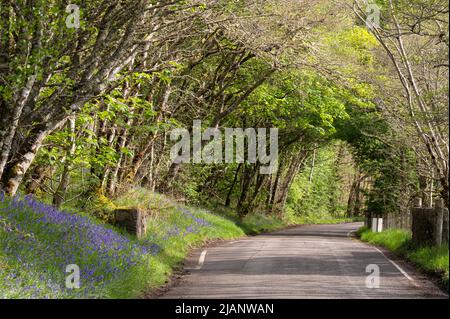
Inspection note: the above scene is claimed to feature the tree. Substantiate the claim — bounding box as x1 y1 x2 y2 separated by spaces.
353 0 449 206
0 0 207 195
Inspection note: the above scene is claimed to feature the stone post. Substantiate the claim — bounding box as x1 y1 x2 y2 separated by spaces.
113 208 148 238
437 198 449 245
371 217 383 233
413 197 422 208
412 197 449 247
412 197 433 246
434 198 444 246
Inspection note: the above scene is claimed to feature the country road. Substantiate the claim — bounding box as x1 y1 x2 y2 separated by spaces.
159 223 448 299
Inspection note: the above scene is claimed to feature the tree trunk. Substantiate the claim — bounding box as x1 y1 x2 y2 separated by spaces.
440 177 449 208
347 176 357 217
347 170 363 217
269 162 282 207
53 118 76 207
2 119 66 196
150 134 166 192
0 75 36 181
274 152 306 212
225 163 242 206
237 164 258 218
108 115 133 196
25 165 52 195
128 85 171 182
247 172 267 212
309 148 316 183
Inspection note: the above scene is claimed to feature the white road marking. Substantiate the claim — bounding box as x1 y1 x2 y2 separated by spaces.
373 246 414 281
346 227 415 283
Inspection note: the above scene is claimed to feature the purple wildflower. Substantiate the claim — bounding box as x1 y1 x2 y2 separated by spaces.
0 195 160 298
179 207 210 226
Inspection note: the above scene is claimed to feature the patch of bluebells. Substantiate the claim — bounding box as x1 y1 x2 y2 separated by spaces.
161 207 210 242
179 207 210 227
0 194 161 298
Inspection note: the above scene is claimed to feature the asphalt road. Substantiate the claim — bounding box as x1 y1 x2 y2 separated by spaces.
160 223 448 299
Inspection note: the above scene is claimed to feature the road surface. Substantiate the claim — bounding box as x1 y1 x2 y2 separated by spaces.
159 223 448 299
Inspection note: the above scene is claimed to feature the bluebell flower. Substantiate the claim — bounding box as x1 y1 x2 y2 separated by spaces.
0 195 160 298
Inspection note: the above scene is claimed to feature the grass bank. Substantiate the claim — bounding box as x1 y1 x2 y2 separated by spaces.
0 187 359 298
357 227 449 289
0 189 291 298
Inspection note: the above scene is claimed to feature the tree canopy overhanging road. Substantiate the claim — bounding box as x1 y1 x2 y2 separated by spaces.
0 0 448 300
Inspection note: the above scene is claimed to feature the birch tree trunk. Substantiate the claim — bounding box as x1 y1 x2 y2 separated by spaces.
53 118 76 207
273 150 308 213
353 0 449 206
0 75 36 181
2 118 66 195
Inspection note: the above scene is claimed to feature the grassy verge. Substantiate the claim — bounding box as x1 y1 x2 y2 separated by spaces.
284 207 360 226
290 215 359 225
357 227 449 289
0 189 288 298
0 194 160 298
0 187 360 298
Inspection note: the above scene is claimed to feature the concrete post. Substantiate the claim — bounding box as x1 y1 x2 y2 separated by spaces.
434 198 444 246
414 197 422 208
412 197 434 246
371 217 383 233
371 218 378 232
435 198 449 245
443 205 449 244
377 218 383 232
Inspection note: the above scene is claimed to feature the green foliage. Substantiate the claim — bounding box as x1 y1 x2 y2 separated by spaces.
360 228 413 253
287 143 353 219
409 246 449 286
336 101 417 216
329 26 379 67
246 70 349 138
